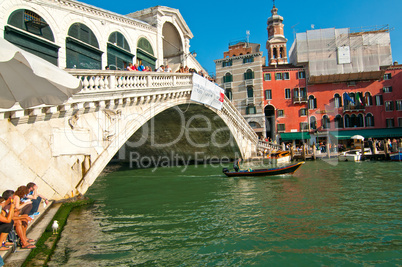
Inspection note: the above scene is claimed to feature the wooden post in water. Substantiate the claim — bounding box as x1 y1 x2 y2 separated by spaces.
302 144 306 161
327 143 331 158
384 139 389 159
361 143 365 160
290 145 294 161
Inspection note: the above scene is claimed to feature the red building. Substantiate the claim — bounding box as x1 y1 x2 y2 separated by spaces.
263 5 402 145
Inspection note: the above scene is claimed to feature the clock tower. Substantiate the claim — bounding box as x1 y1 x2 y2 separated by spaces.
266 4 288 65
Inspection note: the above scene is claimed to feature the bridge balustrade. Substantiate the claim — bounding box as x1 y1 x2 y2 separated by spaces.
67 70 193 94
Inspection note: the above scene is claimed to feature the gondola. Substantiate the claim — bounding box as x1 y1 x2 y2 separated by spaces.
222 162 305 177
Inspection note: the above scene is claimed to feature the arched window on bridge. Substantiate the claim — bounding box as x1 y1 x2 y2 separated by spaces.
66 23 102 69
162 22 182 69
137 37 156 70
334 115 343 128
5 9 59 65
107 32 133 70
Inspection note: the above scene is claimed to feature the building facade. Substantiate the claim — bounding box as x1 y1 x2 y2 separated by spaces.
215 4 402 145
0 0 205 73
214 42 266 137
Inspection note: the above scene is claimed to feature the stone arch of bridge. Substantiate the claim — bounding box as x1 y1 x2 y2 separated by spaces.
76 98 248 195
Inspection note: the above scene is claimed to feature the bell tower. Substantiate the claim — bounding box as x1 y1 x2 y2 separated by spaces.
266 3 288 65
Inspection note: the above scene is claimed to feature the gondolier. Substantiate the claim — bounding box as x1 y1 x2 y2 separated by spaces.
233 158 242 172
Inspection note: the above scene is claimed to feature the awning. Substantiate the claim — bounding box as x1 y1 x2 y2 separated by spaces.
330 128 402 140
280 132 311 141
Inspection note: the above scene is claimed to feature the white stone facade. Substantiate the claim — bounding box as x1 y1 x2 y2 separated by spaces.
0 0 203 72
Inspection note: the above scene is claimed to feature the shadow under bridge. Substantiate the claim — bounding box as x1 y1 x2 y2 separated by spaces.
118 103 241 168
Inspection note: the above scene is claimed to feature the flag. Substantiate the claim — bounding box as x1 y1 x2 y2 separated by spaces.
356 93 362 105
343 92 355 105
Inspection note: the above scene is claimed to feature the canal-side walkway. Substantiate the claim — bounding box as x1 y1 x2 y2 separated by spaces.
1 201 61 267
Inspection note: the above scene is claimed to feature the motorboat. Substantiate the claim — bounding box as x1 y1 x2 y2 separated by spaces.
222 162 304 177
389 148 402 161
338 148 371 162
267 151 291 164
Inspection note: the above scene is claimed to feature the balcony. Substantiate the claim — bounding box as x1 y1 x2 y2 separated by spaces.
246 97 255 105
343 104 365 112
223 82 232 89
245 79 254 86
293 96 308 104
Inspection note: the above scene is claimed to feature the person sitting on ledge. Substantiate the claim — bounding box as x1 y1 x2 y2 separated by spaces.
25 182 49 218
0 197 14 251
1 190 35 249
13 186 32 217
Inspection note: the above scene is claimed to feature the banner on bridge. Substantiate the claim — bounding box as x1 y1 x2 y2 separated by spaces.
191 74 224 111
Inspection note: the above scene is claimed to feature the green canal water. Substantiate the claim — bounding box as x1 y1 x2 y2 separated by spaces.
48 160 401 266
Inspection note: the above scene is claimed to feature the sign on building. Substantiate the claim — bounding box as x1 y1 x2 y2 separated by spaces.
337 46 351 64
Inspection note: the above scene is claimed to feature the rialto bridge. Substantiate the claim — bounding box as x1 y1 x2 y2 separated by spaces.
0 71 260 199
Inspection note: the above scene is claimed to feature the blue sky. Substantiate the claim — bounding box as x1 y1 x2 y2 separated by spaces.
78 0 402 75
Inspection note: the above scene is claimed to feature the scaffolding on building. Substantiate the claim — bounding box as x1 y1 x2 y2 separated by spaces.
289 25 392 83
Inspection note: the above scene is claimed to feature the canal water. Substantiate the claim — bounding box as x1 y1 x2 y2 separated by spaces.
48 160 401 266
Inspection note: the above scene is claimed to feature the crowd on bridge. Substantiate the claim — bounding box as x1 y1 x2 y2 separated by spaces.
0 183 49 252
109 62 215 82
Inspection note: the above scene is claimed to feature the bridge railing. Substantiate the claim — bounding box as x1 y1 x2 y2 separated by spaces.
66 70 193 94
221 95 258 144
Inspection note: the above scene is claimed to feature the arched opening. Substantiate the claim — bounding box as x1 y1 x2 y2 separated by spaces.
357 114 364 127
273 47 277 59
137 37 156 70
308 95 317 109
5 9 59 65
225 89 232 100
310 116 317 130
223 72 233 83
264 105 276 140
107 31 133 70
334 93 342 108
335 115 343 128
344 114 351 128
322 115 330 129
66 23 102 69
244 69 254 80
162 22 183 70
365 113 374 127
365 92 372 106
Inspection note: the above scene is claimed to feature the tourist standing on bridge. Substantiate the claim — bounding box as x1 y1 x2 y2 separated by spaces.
165 65 172 72
156 65 164 72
